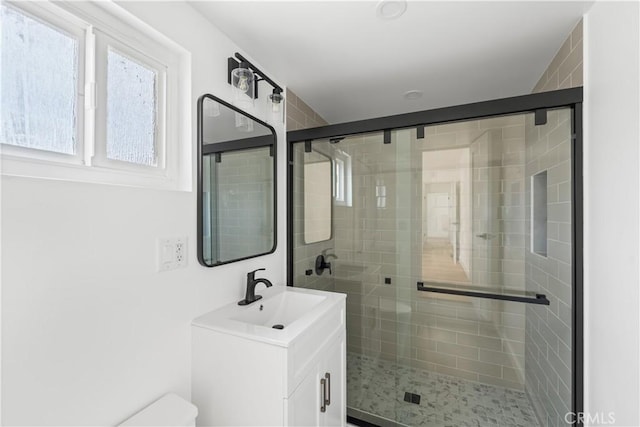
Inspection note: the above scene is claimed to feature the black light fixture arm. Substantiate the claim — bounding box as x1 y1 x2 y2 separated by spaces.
228 52 283 99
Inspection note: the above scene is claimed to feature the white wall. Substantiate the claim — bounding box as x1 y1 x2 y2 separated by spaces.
0 2 287 425
584 2 640 426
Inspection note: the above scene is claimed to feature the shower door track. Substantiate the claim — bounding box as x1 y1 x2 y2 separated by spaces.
286 87 584 426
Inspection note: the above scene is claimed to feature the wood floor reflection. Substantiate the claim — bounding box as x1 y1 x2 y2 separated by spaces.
422 238 470 285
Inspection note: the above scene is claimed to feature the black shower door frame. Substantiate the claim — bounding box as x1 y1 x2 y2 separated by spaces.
286 87 584 425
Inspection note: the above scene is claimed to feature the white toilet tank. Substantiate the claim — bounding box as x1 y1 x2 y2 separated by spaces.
119 393 198 427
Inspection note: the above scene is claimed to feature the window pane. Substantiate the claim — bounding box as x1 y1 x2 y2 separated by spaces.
107 48 158 166
1 5 78 154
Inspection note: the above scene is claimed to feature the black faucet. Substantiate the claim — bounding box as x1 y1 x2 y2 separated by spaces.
322 248 338 261
238 268 273 306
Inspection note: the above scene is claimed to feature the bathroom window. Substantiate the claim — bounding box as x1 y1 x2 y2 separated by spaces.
93 30 169 173
0 2 84 160
106 49 159 166
333 149 352 207
0 1 189 190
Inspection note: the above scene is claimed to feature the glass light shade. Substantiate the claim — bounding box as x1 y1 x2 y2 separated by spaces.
231 66 255 106
268 91 283 113
231 65 254 130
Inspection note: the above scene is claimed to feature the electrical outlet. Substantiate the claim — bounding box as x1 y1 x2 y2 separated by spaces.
157 237 188 272
175 237 186 267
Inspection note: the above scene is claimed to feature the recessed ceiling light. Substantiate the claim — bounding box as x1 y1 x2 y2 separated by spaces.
403 90 423 100
376 0 407 20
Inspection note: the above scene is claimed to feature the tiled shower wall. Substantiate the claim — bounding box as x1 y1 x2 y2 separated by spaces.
524 109 573 427
286 89 328 131
470 127 527 292
532 20 583 93
526 18 581 427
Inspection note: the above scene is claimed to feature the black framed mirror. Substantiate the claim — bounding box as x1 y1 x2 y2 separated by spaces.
197 94 276 267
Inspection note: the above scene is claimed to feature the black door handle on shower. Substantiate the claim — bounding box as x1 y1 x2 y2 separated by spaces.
417 282 550 305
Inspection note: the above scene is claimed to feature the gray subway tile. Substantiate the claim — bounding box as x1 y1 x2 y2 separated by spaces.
416 349 457 367
456 357 502 377
436 341 479 360
435 316 479 335
457 332 502 351
559 39 583 84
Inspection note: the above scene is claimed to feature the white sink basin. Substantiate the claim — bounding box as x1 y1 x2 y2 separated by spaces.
231 291 325 327
192 286 345 347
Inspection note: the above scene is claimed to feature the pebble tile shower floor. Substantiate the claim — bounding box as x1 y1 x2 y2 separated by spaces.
347 353 540 427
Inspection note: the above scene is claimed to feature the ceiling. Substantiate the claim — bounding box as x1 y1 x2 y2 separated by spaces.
190 1 592 124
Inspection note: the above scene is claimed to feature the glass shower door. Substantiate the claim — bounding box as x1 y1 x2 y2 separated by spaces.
394 109 573 426
291 106 576 427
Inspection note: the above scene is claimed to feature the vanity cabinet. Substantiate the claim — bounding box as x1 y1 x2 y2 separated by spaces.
285 331 345 426
191 287 346 426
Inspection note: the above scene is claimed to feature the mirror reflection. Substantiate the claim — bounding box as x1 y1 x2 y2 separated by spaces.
304 150 332 244
198 94 276 267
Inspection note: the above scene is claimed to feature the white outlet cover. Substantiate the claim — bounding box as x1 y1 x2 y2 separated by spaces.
157 237 188 272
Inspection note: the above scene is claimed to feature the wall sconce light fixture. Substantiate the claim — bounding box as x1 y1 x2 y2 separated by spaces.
228 52 284 113
230 61 255 106
268 88 284 113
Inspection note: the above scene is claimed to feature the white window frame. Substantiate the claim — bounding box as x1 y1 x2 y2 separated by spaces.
0 0 190 191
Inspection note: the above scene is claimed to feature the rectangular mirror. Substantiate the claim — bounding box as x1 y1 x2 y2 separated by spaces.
303 149 332 244
197 94 276 267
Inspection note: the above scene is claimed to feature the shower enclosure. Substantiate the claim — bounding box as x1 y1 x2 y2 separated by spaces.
288 89 582 427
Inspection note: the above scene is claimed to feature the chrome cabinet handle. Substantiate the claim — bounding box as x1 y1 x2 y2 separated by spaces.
320 377 326 413
324 372 331 406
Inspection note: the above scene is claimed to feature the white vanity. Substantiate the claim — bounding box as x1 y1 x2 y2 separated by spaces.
192 286 346 426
